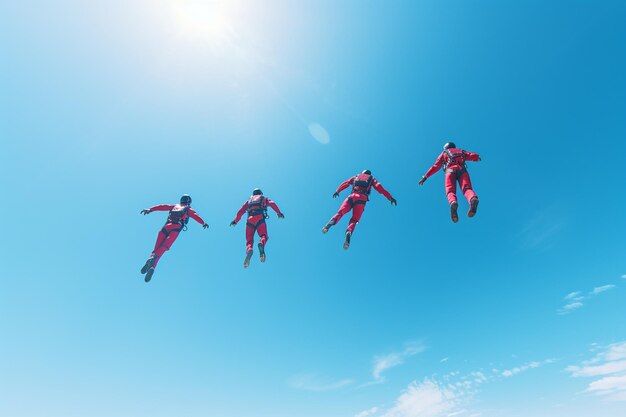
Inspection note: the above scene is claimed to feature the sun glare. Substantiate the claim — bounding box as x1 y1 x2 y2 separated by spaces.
168 0 238 47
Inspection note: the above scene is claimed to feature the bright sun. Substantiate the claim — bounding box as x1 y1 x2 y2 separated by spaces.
168 0 239 47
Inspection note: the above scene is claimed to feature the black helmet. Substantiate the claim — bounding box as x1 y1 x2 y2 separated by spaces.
252 188 263 196
443 142 456 150
180 194 192 204
362 169 372 175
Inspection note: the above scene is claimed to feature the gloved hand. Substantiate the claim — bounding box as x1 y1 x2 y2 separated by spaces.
230 221 237 227
390 198 397 206
141 209 150 215
203 223 209 229
332 192 340 198
418 176 427 186
278 213 285 219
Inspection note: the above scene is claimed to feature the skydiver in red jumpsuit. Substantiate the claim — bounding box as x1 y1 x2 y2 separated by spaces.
230 188 284 268
140 194 209 282
322 170 397 249
418 142 481 223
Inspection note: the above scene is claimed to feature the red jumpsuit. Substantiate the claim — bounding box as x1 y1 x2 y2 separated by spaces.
147 204 206 268
233 196 283 253
327 175 394 234
423 148 480 205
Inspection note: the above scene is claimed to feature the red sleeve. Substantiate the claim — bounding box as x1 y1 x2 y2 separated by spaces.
463 150 480 162
233 201 248 223
336 177 355 194
424 153 445 178
266 198 282 215
372 179 393 200
187 208 206 225
149 204 175 212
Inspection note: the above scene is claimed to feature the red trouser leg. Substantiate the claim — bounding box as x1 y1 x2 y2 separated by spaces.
329 196 355 225
444 172 458 205
151 223 181 268
245 223 255 253
458 171 477 203
245 215 265 253
257 221 268 246
152 230 167 253
347 201 366 234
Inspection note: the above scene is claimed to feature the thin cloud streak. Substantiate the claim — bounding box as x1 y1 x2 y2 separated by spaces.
501 359 556 377
558 283 617 315
372 342 426 382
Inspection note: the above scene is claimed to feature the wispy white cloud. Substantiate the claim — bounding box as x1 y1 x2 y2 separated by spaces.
289 374 353 392
621 274 626 279
567 360 626 377
368 357 553 417
567 342 626 401
380 379 461 417
592 284 616 294
372 341 426 382
559 302 584 314
501 359 556 377
558 284 617 315
355 407 380 417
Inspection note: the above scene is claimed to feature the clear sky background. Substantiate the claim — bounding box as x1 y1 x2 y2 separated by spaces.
1 1 625 416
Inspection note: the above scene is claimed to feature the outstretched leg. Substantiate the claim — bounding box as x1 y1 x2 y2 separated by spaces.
346 201 366 234
152 228 180 268
444 172 458 205
323 197 353 233
445 172 460 223
458 172 477 203
344 200 366 249
458 172 479 217
142 225 179 274
142 229 166 274
256 221 268 262
245 220 256 253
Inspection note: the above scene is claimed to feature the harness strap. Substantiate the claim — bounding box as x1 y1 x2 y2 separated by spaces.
161 225 183 236
246 218 266 232
445 167 467 177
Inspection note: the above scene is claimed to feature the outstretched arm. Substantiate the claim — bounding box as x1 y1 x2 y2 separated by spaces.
266 198 284 217
333 177 354 197
141 204 175 214
424 153 445 178
372 179 396 205
187 208 208 227
463 150 481 162
419 153 445 185
232 202 248 224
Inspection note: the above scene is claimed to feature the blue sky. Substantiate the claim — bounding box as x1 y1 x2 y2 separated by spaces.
1 1 625 416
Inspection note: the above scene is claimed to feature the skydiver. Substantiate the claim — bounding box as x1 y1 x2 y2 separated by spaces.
230 188 284 268
322 170 397 249
140 194 208 282
418 142 481 223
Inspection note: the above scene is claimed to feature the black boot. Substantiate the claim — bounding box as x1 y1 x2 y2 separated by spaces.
243 250 253 268
141 256 154 274
468 197 479 218
343 231 352 250
144 267 155 283
322 219 336 234
450 202 459 223
258 243 266 263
